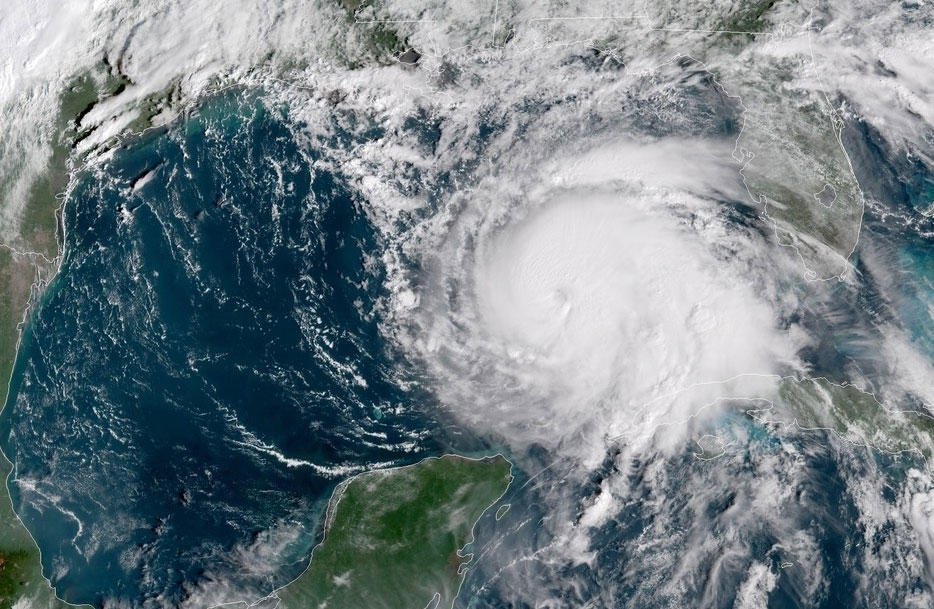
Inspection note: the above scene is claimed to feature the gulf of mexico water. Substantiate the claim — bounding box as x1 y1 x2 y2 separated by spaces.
2 74 934 609
0 90 443 607
455 116 934 609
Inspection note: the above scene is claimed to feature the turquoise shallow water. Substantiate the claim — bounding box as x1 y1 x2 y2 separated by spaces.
459 113 934 609
0 91 444 607
896 244 934 358
2 79 933 609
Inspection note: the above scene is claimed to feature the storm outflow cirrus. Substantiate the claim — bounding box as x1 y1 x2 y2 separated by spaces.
0 0 932 608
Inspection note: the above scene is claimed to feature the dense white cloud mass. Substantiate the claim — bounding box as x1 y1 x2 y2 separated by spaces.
404 140 801 463
2 0 934 607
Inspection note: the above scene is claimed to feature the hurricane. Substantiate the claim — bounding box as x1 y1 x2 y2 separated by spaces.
0 0 932 608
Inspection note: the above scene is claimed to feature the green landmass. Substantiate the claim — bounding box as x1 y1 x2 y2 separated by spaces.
731 56 863 279
122 82 178 136
719 0 778 34
370 24 405 56
0 451 84 609
0 249 34 395
747 378 934 459
330 0 411 64
23 64 132 260
0 68 114 609
19 76 94 260
479 0 861 279
274 454 512 609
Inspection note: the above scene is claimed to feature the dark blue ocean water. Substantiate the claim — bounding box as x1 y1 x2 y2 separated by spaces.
3 76 933 609
0 91 441 607
457 117 934 609
844 116 934 361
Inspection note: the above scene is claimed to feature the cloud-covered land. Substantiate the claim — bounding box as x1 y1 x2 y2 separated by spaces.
1 0 933 607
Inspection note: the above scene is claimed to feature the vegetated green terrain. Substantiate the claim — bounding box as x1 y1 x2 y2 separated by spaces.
748 378 934 459
719 0 778 34
0 248 34 398
0 70 109 609
732 59 864 279
275 454 512 609
0 450 84 609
